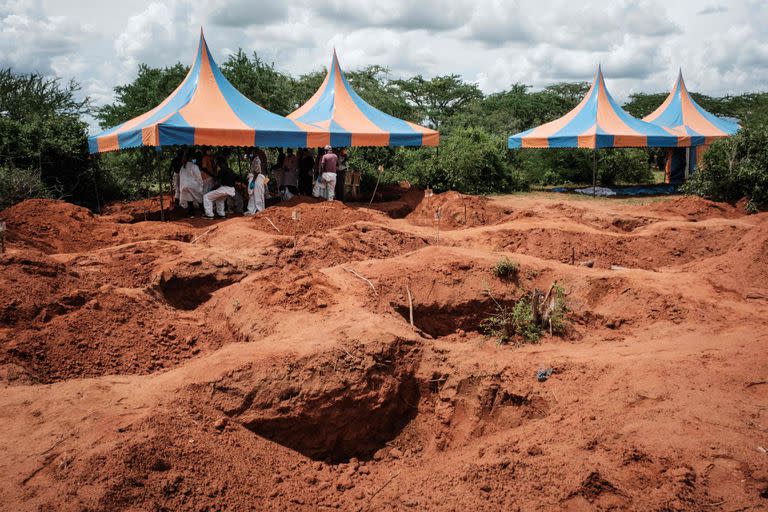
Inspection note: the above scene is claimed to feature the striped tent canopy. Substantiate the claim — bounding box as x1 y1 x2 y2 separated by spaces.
288 50 439 147
509 66 690 149
644 71 740 145
88 30 324 154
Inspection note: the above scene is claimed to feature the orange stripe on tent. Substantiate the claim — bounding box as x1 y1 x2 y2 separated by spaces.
287 66 331 121
521 137 550 148
178 38 253 147
328 58 389 146
595 78 637 137
97 134 120 152
680 82 727 137
526 80 597 139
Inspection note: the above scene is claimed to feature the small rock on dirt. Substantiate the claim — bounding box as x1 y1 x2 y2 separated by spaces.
389 448 403 459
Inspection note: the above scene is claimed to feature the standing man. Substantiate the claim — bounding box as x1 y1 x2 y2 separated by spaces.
298 149 315 196
281 148 299 198
203 157 240 219
313 145 338 201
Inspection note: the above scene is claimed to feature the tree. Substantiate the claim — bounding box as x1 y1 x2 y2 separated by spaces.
683 125 768 210
220 50 296 115
0 68 93 208
95 63 188 129
393 74 483 130
345 65 413 120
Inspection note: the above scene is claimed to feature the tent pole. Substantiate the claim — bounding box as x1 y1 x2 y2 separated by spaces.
157 149 165 222
592 148 597 196
684 147 690 181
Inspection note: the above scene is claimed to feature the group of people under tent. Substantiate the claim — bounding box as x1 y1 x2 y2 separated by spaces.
170 144 350 219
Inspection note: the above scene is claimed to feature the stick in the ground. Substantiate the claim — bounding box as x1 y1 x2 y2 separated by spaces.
191 225 219 244
406 284 414 327
369 165 384 205
367 471 400 505
264 216 281 233
344 267 377 295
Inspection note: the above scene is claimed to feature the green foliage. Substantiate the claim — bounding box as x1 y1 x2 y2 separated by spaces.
426 127 529 194
220 50 296 115
493 257 519 279
511 297 541 342
393 74 483 130
682 126 768 209
597 149 654 186
479 294 540 345
95 63 188 128
480 283 569 345
0 68 94 208
0 165 51 210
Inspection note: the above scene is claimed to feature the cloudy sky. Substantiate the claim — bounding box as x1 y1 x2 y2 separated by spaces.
1 0 766 131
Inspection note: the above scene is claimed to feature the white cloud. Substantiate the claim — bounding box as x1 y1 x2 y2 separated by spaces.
2 0 766 133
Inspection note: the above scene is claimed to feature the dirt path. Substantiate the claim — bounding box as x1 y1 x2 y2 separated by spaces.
0 192 766 511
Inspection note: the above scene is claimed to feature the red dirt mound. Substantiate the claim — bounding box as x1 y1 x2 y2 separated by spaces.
1 199 194 253
406 191 508 229
640 195 744 220
249 200 381 236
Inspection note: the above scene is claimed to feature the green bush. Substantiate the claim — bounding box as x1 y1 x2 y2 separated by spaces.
0 165 52 210
683 126 768 210
597 149 654 186
493 257 519 279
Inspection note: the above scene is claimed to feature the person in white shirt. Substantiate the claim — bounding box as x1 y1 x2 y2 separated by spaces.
244 166 267 215
178 151 204 217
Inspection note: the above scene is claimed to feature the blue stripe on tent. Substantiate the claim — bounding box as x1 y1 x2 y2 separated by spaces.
551 86 599 139
158 125 195 146
650 88 684 128
89 42 203 151
389 132 425 146
689 100 740 134
548 136 580 148
647 135 678 147
117 129 144 150
203 42 309 147
254 129 308 148
602 85 674 138
329 120 352 147
508 138 522 149
88 137 99 153
293 66 339 126
158 112 194 146
339 71 419 143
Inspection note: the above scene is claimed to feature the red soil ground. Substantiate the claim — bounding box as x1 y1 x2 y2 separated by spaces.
1 191 767 511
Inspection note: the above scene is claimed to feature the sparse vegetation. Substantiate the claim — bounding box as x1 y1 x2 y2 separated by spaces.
493 257 519 279
480 282 568 345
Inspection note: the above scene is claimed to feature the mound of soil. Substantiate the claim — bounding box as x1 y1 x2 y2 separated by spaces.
249 200 380 236
2 191 768 512
1 199 194 254
405 191 508 229
641 195 744 220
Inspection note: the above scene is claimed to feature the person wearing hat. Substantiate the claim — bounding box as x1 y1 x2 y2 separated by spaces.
313 145 338 201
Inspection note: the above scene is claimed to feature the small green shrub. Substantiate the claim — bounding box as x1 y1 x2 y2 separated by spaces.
511 296 540 342
683 126 768 210
493 257 519 279
547 283 568 335
480 283 568 345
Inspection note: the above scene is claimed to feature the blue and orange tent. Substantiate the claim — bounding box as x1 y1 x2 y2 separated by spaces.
288 50 439 147
644 71 739 183
643 71 739 143
88 30 324 154
508 66 691 149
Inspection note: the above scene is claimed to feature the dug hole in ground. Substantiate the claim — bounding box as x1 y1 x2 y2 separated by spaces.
0 189 767 511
